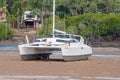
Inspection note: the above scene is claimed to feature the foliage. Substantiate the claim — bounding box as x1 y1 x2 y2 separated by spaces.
1 0 120 41
38 15 66 37
66 14 120 41
3 0 120 28
0 22 14 40
0 0 4 7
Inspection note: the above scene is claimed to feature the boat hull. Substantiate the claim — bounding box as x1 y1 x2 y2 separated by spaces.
61 45 92 61
21 53 52 60
19 44 92 61
18 44 61 60
63 54 91 61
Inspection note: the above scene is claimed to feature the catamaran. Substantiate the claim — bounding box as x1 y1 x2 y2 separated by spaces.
18 0 92 61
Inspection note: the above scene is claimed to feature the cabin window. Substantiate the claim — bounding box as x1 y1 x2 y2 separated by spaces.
42 39 46 42
35 40 41 42
56 39 69 43
72 36 81 42
56 35 70 38
31 44 39 46
70 40 78 43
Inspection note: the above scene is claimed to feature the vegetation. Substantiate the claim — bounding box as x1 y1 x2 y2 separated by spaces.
0 0 120 43
66 14 120 41
3 0 120 27
38 13 120 42
0 22 13 40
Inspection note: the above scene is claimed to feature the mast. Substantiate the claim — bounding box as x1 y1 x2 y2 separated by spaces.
52 0 55 37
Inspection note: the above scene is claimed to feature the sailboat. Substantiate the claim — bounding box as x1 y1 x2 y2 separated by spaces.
18 0 92 61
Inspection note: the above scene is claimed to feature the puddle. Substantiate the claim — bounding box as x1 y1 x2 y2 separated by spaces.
81 77 120 80
92 53 120 57
0 75 76 80
0 76 120 80
0 46 18 50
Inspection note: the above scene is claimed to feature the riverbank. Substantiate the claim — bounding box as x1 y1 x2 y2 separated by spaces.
0 40 18 46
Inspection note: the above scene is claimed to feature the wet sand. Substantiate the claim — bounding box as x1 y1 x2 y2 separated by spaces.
0 47 120 80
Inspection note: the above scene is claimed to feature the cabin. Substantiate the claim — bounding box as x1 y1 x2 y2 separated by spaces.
22 11 42 29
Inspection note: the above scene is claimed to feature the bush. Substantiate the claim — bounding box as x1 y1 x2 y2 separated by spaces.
66 14 120 41
0 22 14 40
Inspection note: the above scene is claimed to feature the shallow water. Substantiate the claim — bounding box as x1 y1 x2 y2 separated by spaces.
0 76 120 80
92 53 120 57
0 46 18 50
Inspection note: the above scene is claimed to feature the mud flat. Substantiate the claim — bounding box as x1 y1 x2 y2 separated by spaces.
0 47 120 80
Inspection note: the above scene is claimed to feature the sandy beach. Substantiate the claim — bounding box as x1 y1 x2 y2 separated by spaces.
0 47 120 80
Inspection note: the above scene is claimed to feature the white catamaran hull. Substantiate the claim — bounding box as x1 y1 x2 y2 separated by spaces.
18 44 61 60
19 44 92 61
61 45 92 61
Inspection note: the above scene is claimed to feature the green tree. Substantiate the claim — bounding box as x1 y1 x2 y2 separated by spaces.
11 0 23 28
0 0 5 7
0 22 13 40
